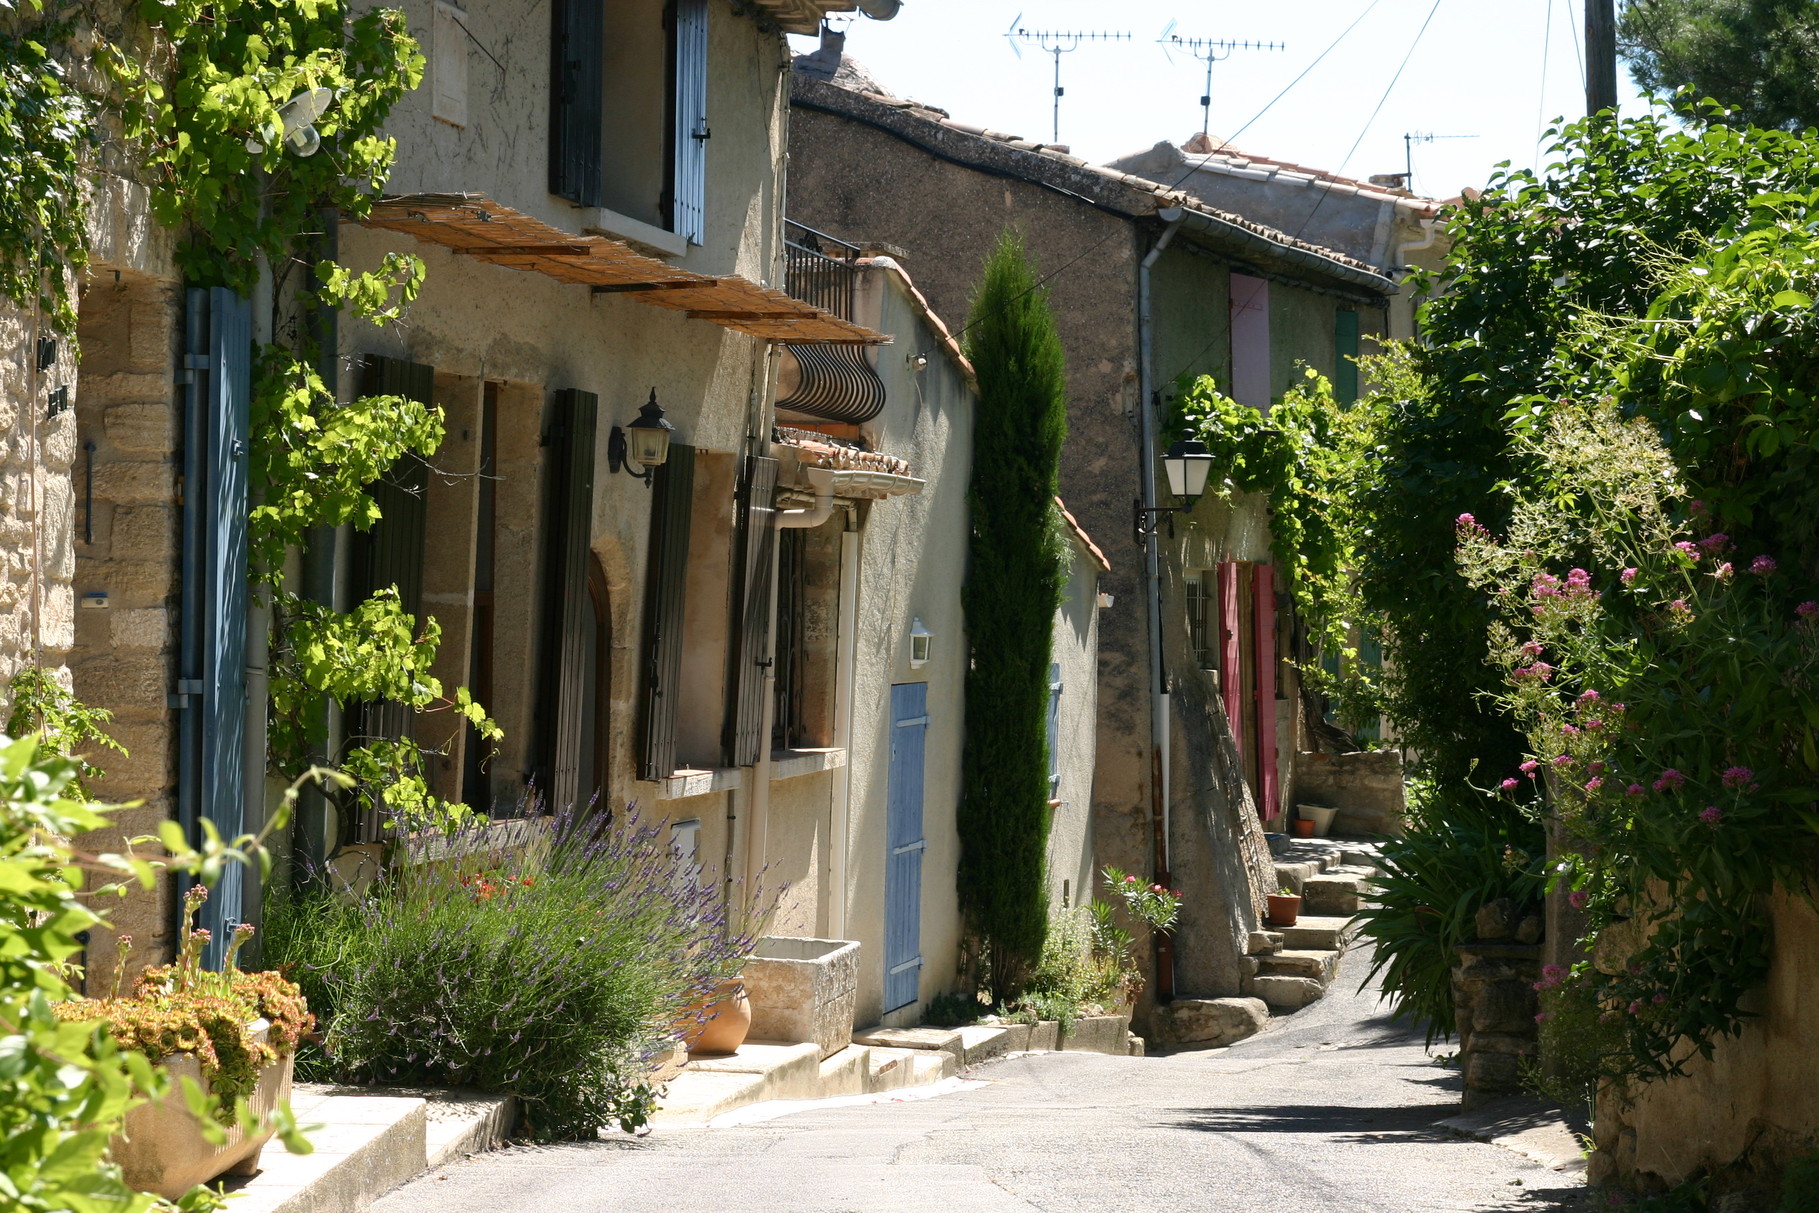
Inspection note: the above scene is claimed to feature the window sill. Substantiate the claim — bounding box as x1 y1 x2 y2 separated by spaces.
577 206 689 259
771 748 847 782
657 766 745 800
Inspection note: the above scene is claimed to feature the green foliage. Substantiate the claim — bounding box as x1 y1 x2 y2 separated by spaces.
1782 1149 1819 1213
4 665 125 794
1016 911 1127 1030
1620 0 1819 132
0 11 92 333
920 990 989 1029
1458 402 1819 1079
1168 366 1383 735
1360 107 1819 791
273 810 757 1140
105 0 422 289
957 229 1069 996
1099 866 1181 933
1354 778 1546 1041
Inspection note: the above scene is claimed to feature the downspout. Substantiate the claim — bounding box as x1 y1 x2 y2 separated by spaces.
743 464 835 921
1139 214 1184 1000
296 208 341 884
828 523 861 939
243 255 273 941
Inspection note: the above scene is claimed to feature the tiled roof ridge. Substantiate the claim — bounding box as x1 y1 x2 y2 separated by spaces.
791 76 1387 287
852 255 977 390
774 426 913 477
1165 137 1442 218
1055 497 1111 572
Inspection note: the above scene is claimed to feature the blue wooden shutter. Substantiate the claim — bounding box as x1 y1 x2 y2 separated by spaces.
1334 309 1360 404
639 444 695 781
1046 663 1062 800
672 0 708 243
550 0 604 205
177 287 251 969
536 389 599 810
884 682 928 1012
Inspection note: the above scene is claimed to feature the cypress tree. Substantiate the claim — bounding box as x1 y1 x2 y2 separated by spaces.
957 229 1069 997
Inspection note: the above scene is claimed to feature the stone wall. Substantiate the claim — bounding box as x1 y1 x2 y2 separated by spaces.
1291 749 1406 838
1451 896 1545 1111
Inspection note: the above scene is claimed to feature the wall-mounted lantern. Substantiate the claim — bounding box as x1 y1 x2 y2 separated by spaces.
607 388 676 485
908 617 932 668
1133 438 1214 543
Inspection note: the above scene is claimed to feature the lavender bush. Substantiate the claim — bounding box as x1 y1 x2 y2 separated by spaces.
290 805 755 1138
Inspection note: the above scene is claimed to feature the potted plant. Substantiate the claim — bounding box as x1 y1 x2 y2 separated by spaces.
55 885 312 1198
1291 816 1317 838
1266 885 1302 927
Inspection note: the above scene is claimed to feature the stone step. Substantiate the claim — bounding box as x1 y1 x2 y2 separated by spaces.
1150 997 1270 1051
1279 915 1356 951
865 1046 924 1092
1251 974 1326 1010
819 1044 871 1097
852 1025 965 1064
1057 1014 1132 1055
1302 873 1370 915
911 1050 955 1084
956 1024 1017 1065
1258 948 1342 983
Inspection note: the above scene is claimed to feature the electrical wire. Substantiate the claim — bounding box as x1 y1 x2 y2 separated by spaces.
1535 0 1555 162
1568 0 1586 93
1221 0 1388 149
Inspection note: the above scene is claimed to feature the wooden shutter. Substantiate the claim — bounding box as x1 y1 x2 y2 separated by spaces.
1229 274 1271 407
177 287 251 969
884 681 928 1012
1334 309 1360 404
1252 563 1279 822
727 454 778 766
639 443 695 781
535 390 599 811
549 0 603 205
672 0 709 243
1217 561 1244 760
350 356 432 838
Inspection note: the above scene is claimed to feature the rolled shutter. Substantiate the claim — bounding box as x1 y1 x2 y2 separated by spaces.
726 454 778 766
351 356 432 839
178 286 252 970
536 389 599 811
1217 561 1244 759
672 0 708 243
1252 563 1279 822
639 444 695 781
549 0 604 205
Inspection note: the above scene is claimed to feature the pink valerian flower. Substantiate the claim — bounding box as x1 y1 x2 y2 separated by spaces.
1700 805 1725 826
1799 601 1819 622
1500 778 1520 791
1568 889 1590 909
1584 718 1604 730
1520 640 1544 657
1552 754 1576 768
1566 567 1592 588
1669 599 1692 618
1587 761 1606 775
1629 1001 1644 1015
1626 784 1645 797
1620 567 1639 586
1578 689 1601 703
1699 533 1731 554
1535 1012 1549 1023
1653 993 1668 1004
1561 723 1581 736
1610 702 1627 713
1520 760 1540 779
1585 776 1605 793
1715 561 1735 582
1532 571 1563 599
1690 499 1708 515
1513 662 1554 682
1751 555 1777 576
1721 765 1756 790
1674 541 1702 561
1654 769 1686 792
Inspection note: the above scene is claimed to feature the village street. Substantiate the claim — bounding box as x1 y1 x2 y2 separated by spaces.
373 948 1589 1213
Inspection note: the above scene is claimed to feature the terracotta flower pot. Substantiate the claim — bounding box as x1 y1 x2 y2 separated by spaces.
681 980 751 1056
1291 818 1317 838
1266 893 1302 927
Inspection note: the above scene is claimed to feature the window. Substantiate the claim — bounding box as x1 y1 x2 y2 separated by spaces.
770 522 841 752
1185 572 1215 669
1229 273 1271 407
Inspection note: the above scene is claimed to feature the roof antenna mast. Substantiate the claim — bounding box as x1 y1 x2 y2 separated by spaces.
1401 131 1477 192
1006 15 1130 144
1158 23 1284 139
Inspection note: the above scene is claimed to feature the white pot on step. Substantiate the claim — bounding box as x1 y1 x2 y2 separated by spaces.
1297 804 1338 838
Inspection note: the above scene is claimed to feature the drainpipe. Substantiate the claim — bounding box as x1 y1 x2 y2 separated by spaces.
1139 215 1184 1001
828 524 861 939
775 465 836 529
296 208 341 884
244 254 273 942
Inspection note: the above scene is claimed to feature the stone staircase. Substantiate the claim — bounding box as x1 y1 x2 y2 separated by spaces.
1242 837 1382 1012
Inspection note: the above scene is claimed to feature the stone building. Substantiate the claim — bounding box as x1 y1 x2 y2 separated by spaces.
787 60 1399 1019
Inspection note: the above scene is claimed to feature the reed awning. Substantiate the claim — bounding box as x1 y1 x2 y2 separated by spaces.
353 193 888 346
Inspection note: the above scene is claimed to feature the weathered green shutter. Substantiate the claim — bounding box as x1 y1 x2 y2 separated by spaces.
727 454 778 765
351 355 432 839
549 0 603 205
639 444 695 781
535 389 599 811
1334 310 1360 404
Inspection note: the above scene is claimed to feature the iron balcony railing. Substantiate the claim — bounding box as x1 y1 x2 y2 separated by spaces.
784 220 861 320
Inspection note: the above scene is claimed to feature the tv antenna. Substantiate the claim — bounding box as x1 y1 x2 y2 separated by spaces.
1158 23 1283 137
1006 15 1131 143
1395 131 1477 192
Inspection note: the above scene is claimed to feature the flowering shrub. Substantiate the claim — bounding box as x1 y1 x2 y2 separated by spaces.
1100 866 1182 933
1457 401 1819 1080
287 806 762 1139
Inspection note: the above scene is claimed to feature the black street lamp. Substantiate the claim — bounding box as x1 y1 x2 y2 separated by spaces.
1133 438 1214 543
607 389 676 484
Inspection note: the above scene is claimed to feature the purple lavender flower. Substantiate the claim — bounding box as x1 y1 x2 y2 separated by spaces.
1750 555 1777 576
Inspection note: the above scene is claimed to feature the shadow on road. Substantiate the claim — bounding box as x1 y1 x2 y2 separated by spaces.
1160 1101 1462 1143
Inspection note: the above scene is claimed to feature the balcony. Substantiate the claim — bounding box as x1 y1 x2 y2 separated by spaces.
784 220 862 321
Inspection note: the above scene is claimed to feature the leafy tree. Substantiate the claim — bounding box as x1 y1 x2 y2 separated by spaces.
957 230 1068 997
1620 0 1819 131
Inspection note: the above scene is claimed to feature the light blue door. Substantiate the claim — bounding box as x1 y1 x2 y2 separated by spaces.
884 682 928 1012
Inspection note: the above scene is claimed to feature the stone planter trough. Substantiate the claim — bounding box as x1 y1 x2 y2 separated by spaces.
741 936 860 1059
114 1020 292 1199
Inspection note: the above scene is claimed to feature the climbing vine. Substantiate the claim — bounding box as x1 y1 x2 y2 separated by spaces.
0 7 92 334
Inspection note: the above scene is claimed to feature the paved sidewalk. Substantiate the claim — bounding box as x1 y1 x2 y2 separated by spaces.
374 949 1590 1213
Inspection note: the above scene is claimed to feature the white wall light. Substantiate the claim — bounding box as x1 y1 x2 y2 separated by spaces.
909 617 932 667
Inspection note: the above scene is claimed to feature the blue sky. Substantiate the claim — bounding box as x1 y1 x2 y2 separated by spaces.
793 0 1656 200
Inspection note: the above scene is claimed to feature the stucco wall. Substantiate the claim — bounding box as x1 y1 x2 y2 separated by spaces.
1046 540 1101 918
1593 888 1819 1197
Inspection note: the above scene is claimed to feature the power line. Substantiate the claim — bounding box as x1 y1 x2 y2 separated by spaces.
1220 0 1387 149
1534 0 1554 162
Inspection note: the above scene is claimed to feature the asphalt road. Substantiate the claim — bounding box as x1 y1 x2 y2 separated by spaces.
373 948 1591 1213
